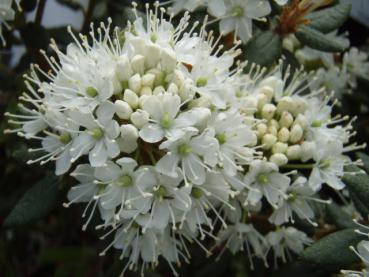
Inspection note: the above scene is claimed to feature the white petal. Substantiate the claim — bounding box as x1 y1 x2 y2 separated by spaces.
94 161 121 182
139 123 165 143
55 148 72 175
89 140 108 167
156 153 180 178
182 155 206 185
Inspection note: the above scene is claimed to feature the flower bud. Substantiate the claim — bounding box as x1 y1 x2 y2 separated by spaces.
189 95 212 108
123 89 139 109
268 126 278 137
262 134 277 149
172 70 185 87
116 55 132 81
256 123 267 138
279 111 293 128
257 93 268 110
294 114 308 130
260 85 274 100
115 100 132 119
153 85 166 95
272 142 288 154
286 145 301 160
282 37 295 52
269 119 279 129
270 153 288 166
278 127 290 142
139 95 149 108
130 110 149 128
262 104 277 120
141 73 155 89
131 54 145 75
144 44 161 68
140 86 153 96
119 124 139 154
289 124 303 143
277 96 294 113
167 83 178 94
128 73 142 93
301 141 316 162
291 97 307 115
241 96 258 115
160 48 177 72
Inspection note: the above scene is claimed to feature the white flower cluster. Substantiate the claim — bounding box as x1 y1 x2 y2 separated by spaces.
167 0 275 43
0 0 20 46
6 3 364 275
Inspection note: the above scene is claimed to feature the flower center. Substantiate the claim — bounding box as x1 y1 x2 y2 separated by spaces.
150 33 158 42
86 87 98 97
160 113 173 129
154 185 167 199
191 187 203 199
216 133 227 145
118 175 133 187
196 77 208 87
311 120 322 127
88 128 104 140
232 6 244 17
178 144 192 155
257 173 269 185
319 159 331 169
59 132 72 144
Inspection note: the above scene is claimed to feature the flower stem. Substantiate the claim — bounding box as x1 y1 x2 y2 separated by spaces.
281 163 315 170
35 0 47 25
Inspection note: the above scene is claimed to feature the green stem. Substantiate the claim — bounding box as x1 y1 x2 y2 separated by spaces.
35 0 47 25
82 0 97 32
148 150 156 165
281 163 315 170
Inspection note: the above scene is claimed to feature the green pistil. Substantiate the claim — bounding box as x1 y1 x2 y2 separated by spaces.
97 183 107 194
154 185 167 199
319 159 331 169
178 144 192 156
118 175 133 187
160 113 173 129
216 133 227 145
86 87 98 98
59 132 72 144
150 33 158 43
232 6 244 17
191 187 203 199
196 77 208 87
288 193 297 202
87 128 104 140
311 120 322 127
257 173 269 185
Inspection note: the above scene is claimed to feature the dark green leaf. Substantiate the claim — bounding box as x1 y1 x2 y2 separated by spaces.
244 30 282 67
306 4 351 33
342 165 369 217
301 229 361 269
296 26 348 52
325 202 356 229
3 175 61 228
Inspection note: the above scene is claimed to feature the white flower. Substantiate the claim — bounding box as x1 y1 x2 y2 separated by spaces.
0 0 19 46
266 227 312 265
218 0 271 43
156 129 218 185
69 101 120 167
308 141 347 191
244 160 290 207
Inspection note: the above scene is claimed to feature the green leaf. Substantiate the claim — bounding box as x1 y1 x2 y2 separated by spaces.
325 202 356 229
295 26 348 52
3 175 61 228
301 229 361 270
357 152 369 174
305 4 351 34
244 30 282 67
342 165 369 217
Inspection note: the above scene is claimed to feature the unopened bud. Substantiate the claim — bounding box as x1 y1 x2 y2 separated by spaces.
279 111 293 128
115 100 132 119
277 96 294 113
131 54 145 75
270 153 288 166
260 86 274 100
140 86 152 96
130 110 149 128
294 114 308 130
160 48 177 72
262 104 277 120
141 73 155 89
256 123 267 138
144 44 161 68
268 126 278 136
257 94 268 110
123 89 139 109
286 145 301 160
153 85 166 95
119 124 139 154
167 83 178 94
116 55 132 81
301 141 316 162
262 134 277 149
278 127 290 142
128 73 142 93
272 142 288 154
290 124 303 143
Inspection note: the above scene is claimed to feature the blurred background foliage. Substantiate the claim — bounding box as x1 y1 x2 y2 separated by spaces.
0 0 369 276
